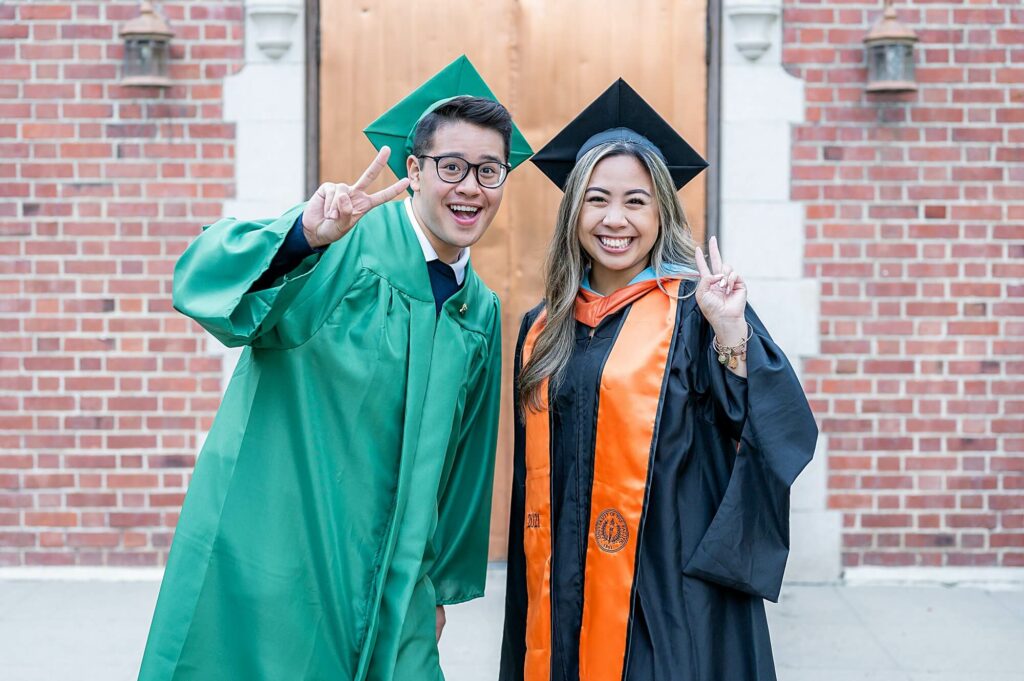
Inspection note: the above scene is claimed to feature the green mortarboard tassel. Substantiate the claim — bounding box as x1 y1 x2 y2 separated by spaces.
363 55 533 182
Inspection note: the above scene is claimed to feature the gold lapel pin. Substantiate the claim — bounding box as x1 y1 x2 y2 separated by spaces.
459 304 468 315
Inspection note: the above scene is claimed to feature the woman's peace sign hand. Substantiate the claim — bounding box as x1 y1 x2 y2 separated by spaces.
302 146 410 249
694 236 749 345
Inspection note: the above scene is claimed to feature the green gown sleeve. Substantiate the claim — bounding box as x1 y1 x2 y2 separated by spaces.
429 295 503 605
172 203 349 349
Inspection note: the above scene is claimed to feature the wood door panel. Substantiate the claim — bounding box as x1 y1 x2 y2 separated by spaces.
320 0 708 559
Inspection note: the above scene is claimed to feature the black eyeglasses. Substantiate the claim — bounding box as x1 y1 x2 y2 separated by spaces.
417 155 510 189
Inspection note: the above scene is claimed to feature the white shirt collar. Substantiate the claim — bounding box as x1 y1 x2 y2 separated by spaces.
403 197 469 286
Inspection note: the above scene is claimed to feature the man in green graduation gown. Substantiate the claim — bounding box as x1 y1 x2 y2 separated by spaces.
138 56 532 681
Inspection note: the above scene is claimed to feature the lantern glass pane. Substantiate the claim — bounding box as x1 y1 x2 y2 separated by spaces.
898 43 914 81
869 42 914 84
152 41 169 77
123 38 169 80
123 39 145 78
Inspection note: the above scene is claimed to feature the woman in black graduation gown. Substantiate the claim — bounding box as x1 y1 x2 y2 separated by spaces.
499 80 818 681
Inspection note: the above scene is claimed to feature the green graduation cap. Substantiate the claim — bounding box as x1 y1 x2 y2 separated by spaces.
364 55 533 182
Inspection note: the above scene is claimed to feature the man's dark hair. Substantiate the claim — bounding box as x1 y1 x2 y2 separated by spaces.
410 96 513 162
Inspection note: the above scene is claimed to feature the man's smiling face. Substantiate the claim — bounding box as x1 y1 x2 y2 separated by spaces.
407 121 507 263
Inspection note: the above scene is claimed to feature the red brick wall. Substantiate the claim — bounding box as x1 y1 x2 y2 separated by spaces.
786 0 1024 568
0 1 243 566
3 0 1022 573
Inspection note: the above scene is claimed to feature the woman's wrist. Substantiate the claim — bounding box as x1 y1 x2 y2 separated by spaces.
712 319 747 346
712 322 751 374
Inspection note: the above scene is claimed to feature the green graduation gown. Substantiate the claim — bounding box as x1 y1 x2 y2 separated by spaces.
139 200 502 681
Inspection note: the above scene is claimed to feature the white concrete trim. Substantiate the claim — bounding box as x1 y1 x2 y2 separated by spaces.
0 567 164 582
213 0 307 393
843 567 1024 590
726 0 781 62
721 0 840 583
247 0 302 60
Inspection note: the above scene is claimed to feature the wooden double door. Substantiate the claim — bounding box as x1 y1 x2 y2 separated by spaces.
317 0 710 558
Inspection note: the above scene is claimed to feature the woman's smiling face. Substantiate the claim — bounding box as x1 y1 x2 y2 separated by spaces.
576 153 660 294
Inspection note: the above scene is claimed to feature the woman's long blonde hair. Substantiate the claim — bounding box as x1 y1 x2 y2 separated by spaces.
517 140 699 413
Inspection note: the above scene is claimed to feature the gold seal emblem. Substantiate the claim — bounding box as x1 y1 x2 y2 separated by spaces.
594 508 628 553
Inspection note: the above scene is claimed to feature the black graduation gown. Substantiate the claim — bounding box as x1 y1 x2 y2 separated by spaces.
499 280 818 681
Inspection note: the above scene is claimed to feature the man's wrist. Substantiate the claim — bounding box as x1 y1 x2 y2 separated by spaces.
291 215 326 253
304 232 328 250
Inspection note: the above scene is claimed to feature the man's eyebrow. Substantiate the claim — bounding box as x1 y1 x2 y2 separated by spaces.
435 153 504 163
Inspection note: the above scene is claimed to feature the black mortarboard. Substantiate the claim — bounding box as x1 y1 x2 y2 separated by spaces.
531 79 708 191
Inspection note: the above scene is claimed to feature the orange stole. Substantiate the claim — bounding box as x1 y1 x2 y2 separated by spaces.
521 280 680 681
580 279 680 681
522 312 553 681
575 278 663 328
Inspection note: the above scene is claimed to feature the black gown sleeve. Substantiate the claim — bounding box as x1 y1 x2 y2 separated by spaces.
705 343 749 441
498 306 543 681
683 304 818 602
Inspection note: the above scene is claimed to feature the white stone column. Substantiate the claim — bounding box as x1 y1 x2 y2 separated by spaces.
225 0 305 224
208 0 306 399
720 0 841 583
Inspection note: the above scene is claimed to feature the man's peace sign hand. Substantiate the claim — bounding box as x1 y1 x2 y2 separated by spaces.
302 146 410 249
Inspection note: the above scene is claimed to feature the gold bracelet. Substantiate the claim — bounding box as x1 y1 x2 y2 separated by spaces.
713 324 752 370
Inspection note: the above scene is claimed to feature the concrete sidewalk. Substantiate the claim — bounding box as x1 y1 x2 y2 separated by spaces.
2 566 1022 680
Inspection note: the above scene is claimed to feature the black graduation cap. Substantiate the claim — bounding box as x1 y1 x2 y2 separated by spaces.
532 79 708 191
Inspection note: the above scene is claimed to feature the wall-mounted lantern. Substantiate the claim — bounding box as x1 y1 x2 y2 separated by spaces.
864 0 918 94
120 1 174 88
